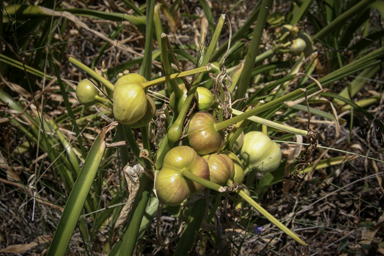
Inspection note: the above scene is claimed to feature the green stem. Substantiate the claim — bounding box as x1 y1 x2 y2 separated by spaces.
227 180 307 246
123 125 144 166
229 108 308 136
167 86 198 145
160 33 183 99
234 0 273 100
69 57 115 91
142 66 210 89
180 169 224 192
215 89 305 131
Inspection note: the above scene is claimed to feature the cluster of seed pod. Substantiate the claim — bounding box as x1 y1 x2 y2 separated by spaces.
75 68 282 207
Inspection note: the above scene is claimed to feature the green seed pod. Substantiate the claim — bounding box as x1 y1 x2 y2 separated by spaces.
196 87 214 111
240 131 282 173
187 112 225 155
76 79 99 105
297 32 314 57
203 154 231 185
155 146 210 206
169 85 214 112
113 81 147 125
222 151 244 184
115 73 147 88
291 38 306 55
131 95 156 128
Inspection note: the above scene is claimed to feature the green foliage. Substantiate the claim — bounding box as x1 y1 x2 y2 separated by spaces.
1 0 384 255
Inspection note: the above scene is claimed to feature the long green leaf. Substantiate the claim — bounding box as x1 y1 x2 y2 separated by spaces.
47 123 116 256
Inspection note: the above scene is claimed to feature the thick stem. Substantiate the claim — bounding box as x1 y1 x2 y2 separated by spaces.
229 108 308 136
69 57 115 91
214 89 305 131
226 180 307 246
142 66 211 89
160 34 183 99
180 169 224 192
167 86 198 145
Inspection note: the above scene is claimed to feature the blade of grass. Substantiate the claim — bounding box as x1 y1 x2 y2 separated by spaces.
47 122 116 256
234 0 273 101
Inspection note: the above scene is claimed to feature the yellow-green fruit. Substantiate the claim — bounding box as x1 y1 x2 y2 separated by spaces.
203 154 231 185
240 131 282 173
223 151 244 184
297 32 314 57
76 79 99 105
115 73 147 88
291 38 306 55
155 146 210 206
170 85 215 112
196 87 214 111
131 95 156 128
113 82 147 125
187 112 225 155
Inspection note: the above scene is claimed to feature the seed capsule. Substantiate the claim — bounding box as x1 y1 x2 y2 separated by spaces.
240 131 282 173
155 146 210 206
203 154 231 185
76 79 99 105
113 75 148 125
187 112 225 155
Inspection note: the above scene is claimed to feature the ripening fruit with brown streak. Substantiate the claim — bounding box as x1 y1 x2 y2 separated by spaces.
113 74 148 125
240 131 282 173
187 112 225 155
155 146 210 206
218 153 235 180
76 79 99 105
131 95 156 128
223 151 244 184
203 154 231 185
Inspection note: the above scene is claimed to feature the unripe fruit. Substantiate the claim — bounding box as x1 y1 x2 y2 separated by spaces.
203 154 231 185
155 146 210 206
76 79 99 105
115 73 147 88
131 95 156 128
196 87 214 111
169 85 215 112
187 112 225 155
240 131 282 173
113 75 147 125
223 151 244 184
291 38 306 55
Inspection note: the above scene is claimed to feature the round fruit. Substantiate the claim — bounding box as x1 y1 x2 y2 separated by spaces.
131 95 156 128
155 146 210 206
240 131 282 173
76 79 99 105
113 82 147 125
187 112 225 155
